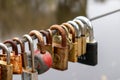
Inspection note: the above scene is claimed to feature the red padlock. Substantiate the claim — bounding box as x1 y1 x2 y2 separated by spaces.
29 30 52 74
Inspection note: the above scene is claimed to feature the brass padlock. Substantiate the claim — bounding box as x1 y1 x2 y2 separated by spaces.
29 30 52 74
4 40 22 74
62 23 78 62
50 25 68 70
67 21 82 56
22 34 38 80
40 29 54 60
75 16 98 66
12 37 28 69
73 19 87 55
0 43 13 80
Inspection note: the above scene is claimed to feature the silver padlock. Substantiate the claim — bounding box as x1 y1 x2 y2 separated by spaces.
73 19 87 55
21 34 38 80
75 16 98 66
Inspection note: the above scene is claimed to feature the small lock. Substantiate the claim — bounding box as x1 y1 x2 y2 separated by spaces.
22 34 38 80
29 30 52 74
4 40 22 74
13 37 28 69
50 25 68 70
40 29 54 60
62 23 78 62
0 43 13 80
75 16 98 66
73 19 87 55
67 21 82 56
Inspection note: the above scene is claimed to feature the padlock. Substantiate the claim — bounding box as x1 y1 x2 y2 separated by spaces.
73 19 87 55
0 43 13 80
22 34 38 80
50 25 68 70
67 21 82 56
3 40 22 74
29 30 52 74
40 29 54 60
12 37 28 68
75 16 98 66
62 23 78 62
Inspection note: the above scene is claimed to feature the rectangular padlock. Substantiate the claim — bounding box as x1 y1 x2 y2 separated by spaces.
67 21 83 57
0 43 13 80
22 34 38 80
75 16 98 66
3 40 22 74
50 25 68 70
62 23 78 62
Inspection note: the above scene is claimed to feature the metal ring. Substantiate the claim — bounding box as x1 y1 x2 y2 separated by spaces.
23 34 35 72
67 21 81 38
73 19 86 36
0 43 10 65
74 16 94 42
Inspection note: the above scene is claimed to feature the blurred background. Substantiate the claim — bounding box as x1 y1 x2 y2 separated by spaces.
0 0 120 80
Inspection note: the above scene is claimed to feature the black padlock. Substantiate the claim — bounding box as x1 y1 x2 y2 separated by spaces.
75 16 98 66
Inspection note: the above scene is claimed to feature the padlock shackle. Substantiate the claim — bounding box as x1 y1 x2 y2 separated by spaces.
4 40 19 55
23 34 35 72
46 29 52 44
12 37 25 53
73 19 86 36
75 16 94 42
67 21 81 38
0 43 11 65
40 30 50 45
50 25 67 47
62 23 75 43
29 30 46 54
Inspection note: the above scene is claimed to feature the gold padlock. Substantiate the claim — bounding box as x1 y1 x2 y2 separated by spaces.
4 40 22 74
62 23 78 62
67 21 82 56
50 25 68 70
74 19 87 55
0 43 13 80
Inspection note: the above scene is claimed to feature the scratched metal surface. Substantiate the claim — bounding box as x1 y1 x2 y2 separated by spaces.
0 0 120 80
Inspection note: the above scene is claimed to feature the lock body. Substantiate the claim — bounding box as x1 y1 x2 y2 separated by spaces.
0 61 13 80
52 46 68 70
81 36 87 55
78 41 97 66
68 42 78 62
22 69 38 80
76 38 82 56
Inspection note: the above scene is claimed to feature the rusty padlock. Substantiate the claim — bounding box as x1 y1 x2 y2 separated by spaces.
50 25 68 70
12 37 28 68
40 29 54 60
0 43 13 80
73 19 87 55
22 34 38 80
3 40 22 74
29 30 52 74
75 16 98 66
62 23 78 62
67 21 82 56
